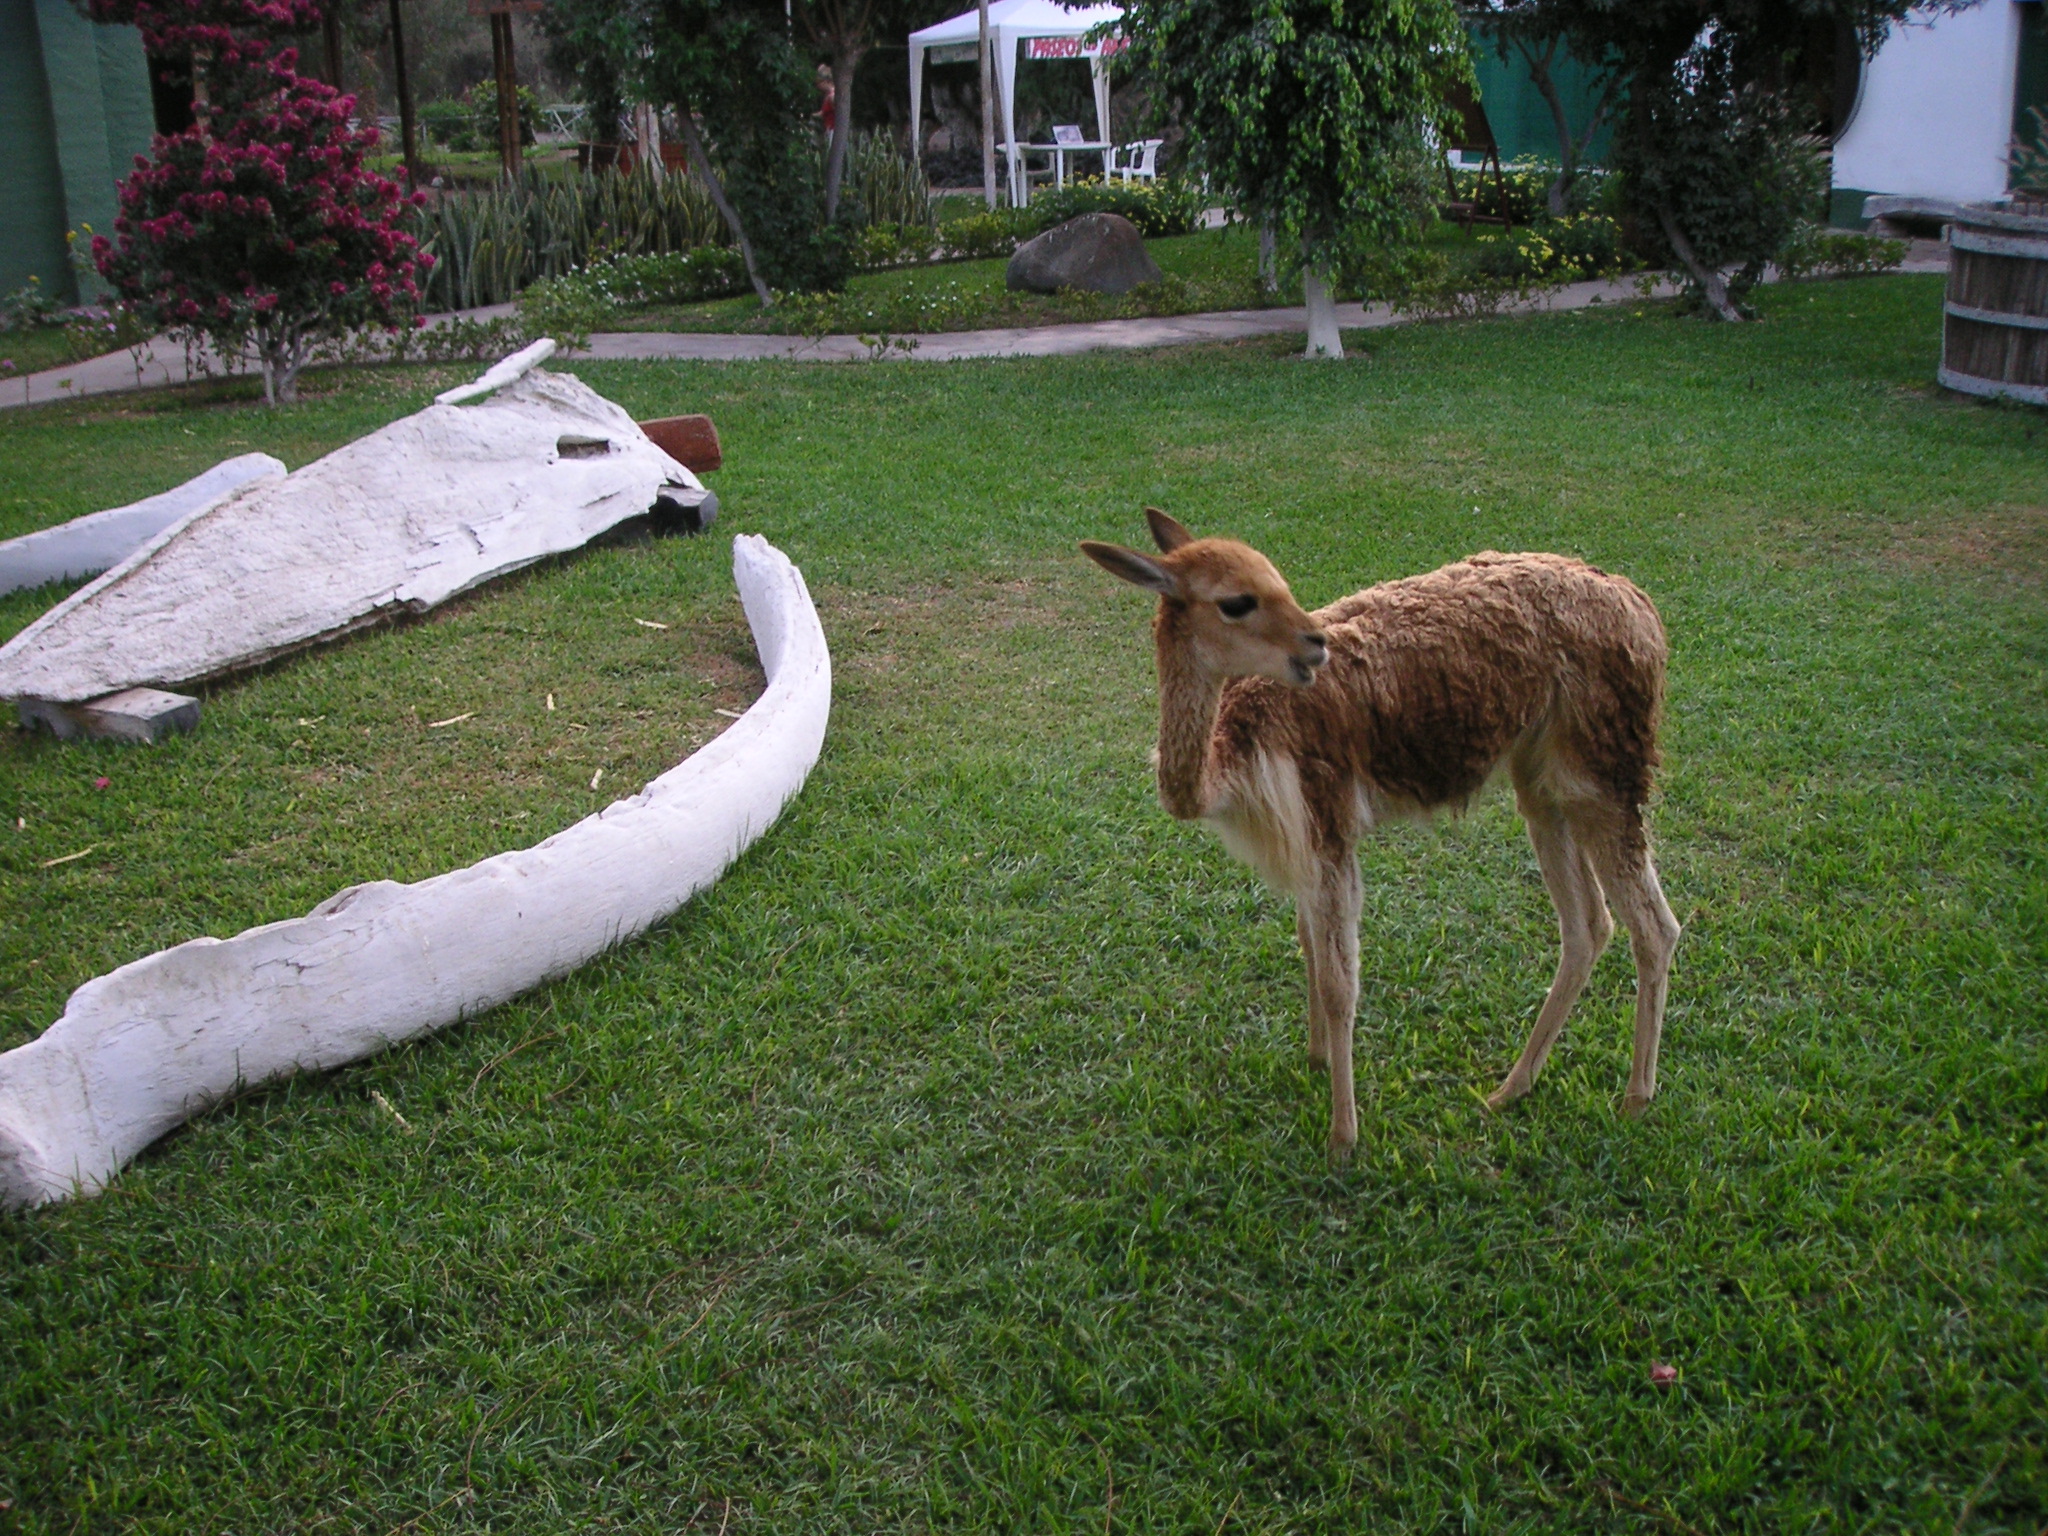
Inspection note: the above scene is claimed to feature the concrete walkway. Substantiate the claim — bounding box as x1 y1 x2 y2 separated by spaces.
1 244 1949 409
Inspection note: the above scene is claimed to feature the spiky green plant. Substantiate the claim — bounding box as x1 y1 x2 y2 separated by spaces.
414 164 730 310
844 132 936 232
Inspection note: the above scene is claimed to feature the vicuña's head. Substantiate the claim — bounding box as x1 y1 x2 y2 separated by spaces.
1081 508 1328 688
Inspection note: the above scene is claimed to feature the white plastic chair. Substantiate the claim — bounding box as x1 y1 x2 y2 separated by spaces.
1118 139 1163 184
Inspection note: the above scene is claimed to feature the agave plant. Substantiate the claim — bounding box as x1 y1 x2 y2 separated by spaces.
844 132 936 233
415 164 731 310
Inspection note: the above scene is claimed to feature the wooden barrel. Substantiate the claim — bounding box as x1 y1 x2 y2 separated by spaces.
1941 203 2048 406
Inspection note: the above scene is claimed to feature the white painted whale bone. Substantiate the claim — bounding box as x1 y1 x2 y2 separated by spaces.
0 453 286 598
435 338 558 405
0 534 831 1209
0 355 706 708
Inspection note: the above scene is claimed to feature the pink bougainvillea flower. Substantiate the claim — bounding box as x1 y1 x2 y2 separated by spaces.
1649 1363 1678 1386
93 777 111 790
82 0 420 406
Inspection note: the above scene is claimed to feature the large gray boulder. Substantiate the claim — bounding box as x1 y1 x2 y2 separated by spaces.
1005 213 1163 295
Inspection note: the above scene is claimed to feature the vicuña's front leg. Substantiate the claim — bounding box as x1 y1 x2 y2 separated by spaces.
1299 857 1363 1158
1298 909 1329 1071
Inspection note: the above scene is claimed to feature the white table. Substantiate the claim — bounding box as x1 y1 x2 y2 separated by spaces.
1002 140 1114 204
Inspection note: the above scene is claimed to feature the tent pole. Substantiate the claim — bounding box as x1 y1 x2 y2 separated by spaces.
979 0 996 209
998 25 1019 205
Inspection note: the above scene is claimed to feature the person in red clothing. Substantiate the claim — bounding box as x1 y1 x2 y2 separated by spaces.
815 63 836 136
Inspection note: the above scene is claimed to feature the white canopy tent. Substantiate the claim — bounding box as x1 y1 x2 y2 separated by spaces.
909 0 1125 203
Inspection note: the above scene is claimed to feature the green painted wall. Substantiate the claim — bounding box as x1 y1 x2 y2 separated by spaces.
0 0 155 303
1467 29 1615 168
0 0 73 304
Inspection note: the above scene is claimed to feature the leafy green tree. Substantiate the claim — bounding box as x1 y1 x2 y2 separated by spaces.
1469 0 1973 320
542 0 848 304
1121 0 1470 357
795 0 957 224
1465 11 1618 216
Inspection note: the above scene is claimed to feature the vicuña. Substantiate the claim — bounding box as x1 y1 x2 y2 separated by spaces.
1081 509 1680 1157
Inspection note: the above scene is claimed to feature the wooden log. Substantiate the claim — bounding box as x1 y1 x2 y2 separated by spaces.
0 353 707 706
0 454 285 598
0 536 830 1209
17 687 201 744
637 415 723 474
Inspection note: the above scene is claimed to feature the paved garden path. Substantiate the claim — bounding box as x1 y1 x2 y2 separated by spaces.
1 246 1947 410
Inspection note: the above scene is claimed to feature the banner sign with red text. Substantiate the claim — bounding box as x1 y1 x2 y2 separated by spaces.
1025 33 1127 59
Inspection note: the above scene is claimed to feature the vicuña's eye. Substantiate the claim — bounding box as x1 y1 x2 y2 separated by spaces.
1217 594 1258 619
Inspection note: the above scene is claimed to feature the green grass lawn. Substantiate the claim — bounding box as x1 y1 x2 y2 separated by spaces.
2 277 2044 1533
601 223 1285 337
594 222 1513 339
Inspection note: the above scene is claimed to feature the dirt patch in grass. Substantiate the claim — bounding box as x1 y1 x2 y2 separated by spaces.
1881 506 2048 587
1768 502 2048 589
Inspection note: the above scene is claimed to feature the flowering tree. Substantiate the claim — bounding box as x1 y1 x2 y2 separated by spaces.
88 0 429 402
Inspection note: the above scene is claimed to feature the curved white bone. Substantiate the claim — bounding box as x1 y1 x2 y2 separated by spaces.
0 454 286 598
435 337 558 405
0 534 830 1208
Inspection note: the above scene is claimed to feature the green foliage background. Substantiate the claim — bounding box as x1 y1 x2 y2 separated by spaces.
1121 0 1469 269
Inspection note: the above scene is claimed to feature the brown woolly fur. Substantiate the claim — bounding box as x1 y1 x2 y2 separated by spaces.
1082 515 1682 1160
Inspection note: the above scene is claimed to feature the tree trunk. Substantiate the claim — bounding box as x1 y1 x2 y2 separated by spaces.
979 0 996 209
1657 207 1742 322
1258 217 1277 293
256 319 310 406
1302 256 1342 359
823 47 860 223
1519 41 1576 218
386 0 421 185
321 7 344 90
491 12 522 180
674 111 775 308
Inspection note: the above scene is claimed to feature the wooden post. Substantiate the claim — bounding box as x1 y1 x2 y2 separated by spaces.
491 11 522 176
321 5 344 91
388 0 422 184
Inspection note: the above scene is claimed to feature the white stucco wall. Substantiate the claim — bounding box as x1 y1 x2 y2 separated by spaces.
1834 0 2026 203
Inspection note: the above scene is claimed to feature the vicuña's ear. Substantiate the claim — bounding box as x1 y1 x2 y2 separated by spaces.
1145 507 1195 552
1080 540 1182 597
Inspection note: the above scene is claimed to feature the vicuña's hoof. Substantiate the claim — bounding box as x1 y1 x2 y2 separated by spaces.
1484 1080 1527 1114
1621 1091 1653 1119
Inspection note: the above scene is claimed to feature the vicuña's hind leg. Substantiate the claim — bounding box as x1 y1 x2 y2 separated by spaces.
1488 794 1612 1111
1298 855 1362 1156
1298 909 1329 1071
1587 828 1680 1116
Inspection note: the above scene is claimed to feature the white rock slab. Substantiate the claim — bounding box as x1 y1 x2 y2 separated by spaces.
0 453 286 598
0 535 830 1209
0 355 700 703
